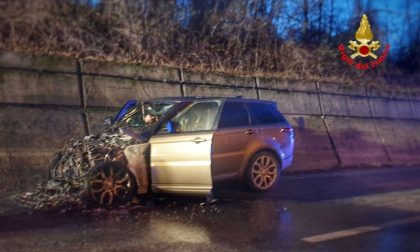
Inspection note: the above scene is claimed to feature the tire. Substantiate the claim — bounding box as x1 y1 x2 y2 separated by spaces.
245 151 280 192
86 161 137 207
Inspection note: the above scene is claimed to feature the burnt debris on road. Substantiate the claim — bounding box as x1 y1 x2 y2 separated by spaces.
17 133 139 210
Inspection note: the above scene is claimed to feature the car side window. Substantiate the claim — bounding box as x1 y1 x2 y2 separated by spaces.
169 101 221 133
247 102 287 125
218 102 250 128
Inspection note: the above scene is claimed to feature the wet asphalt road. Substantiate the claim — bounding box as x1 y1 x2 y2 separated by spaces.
1 166 420 252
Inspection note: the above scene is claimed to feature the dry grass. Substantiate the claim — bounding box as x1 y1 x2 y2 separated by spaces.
0 0 418 89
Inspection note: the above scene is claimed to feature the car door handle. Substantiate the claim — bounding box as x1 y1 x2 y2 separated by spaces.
191 137 207 144
244 129 255 135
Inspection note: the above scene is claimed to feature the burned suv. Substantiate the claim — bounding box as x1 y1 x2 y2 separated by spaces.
51 97 294 206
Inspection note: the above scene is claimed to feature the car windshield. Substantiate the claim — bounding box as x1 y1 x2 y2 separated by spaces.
112 101 176 133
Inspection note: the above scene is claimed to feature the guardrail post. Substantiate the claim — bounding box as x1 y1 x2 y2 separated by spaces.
76 59 91 136
254 76 261 100
178 68 186 97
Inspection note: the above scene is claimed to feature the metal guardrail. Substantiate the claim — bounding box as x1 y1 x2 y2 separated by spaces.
1 65 419 103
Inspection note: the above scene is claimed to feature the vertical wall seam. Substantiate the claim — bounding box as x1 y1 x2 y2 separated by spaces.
322 118 342 166
374 119 391 163
76 59 91 136
316 82 325 115
316 82 341 166
366 84 391 163
366 84 375 117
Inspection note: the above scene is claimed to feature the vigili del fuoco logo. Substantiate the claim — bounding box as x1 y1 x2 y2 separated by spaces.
338 14 390 70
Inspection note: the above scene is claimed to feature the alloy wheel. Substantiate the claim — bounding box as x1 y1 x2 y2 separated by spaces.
250 155 278 190
88 162 135 206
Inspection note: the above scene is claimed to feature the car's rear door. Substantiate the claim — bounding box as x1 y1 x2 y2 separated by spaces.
211 101 261 181
149 100 222 195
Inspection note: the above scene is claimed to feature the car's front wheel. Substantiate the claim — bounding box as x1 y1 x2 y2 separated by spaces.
245 151 280 192
86 162 136 207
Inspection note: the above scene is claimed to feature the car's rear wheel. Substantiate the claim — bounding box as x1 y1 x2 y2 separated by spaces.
86 162 136 207
245 151 280 192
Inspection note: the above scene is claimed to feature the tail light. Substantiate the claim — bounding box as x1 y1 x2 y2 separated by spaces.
280 128 293 133
281 127 294 140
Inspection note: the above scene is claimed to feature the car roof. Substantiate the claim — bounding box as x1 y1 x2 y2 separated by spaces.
146 96 275 105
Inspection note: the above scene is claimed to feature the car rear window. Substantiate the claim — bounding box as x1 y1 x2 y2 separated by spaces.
247 102 287 125
218 102 250 128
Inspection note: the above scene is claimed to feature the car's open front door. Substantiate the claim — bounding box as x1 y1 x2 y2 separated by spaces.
149 132 214 194
148 100 222 195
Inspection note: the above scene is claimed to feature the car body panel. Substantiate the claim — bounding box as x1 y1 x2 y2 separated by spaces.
149 131 214 195
123 143 150 194
211 100 294 182
250 123 294 170
211 126 261 181
111 96 294 196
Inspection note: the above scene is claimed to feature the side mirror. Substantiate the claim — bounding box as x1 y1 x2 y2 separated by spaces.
103 117 113 126
166 121 175 133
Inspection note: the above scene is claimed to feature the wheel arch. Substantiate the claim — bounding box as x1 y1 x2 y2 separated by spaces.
239 147 283 179
86 161 137 206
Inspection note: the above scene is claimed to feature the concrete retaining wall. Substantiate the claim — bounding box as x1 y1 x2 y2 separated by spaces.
284 115 339 171
1 51 420 192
